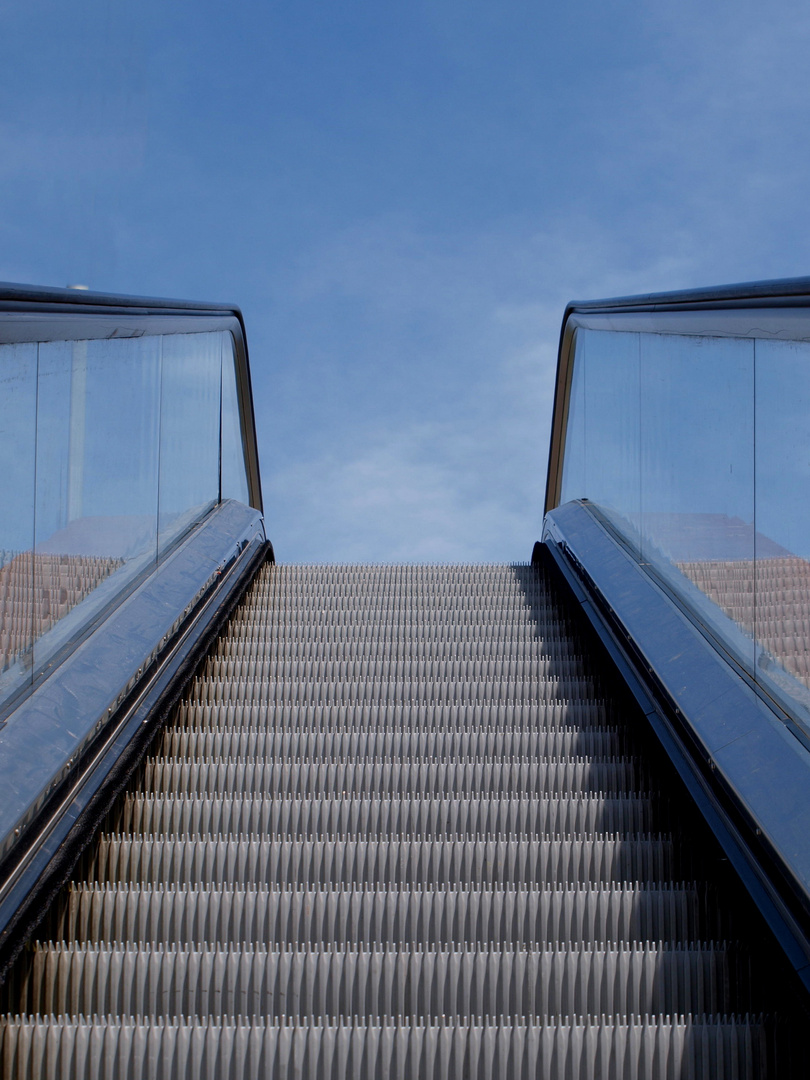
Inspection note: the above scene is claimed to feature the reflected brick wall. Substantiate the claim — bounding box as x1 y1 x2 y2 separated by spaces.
0 552 124 673
679 557 810 687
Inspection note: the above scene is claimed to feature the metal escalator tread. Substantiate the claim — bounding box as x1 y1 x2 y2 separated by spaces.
78 833 677 887
137 756 648 798
50 882 712 947
113 791 661 835
22 940 737 1018
0 563 784 1077
158 727 627 759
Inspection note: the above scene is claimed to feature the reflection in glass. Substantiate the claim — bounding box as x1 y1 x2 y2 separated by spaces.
33 337 162 675
220 334 250 505
34 343 125 673
0 343 37 698
756 339 810 561
158 332 222 557
79 337 161 562
639 334 754 573
639 333 756 674
558 318 810 729
561 329 641 550
585 330 640 537
754 339 810 699
35 342 74 552
0 319 254 718
560 331 586 507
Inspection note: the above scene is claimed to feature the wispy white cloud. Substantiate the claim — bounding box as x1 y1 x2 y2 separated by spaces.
260 212 701 562
267 418 542 564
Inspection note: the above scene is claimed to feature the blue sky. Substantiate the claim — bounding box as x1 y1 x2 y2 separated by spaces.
2 0 810 562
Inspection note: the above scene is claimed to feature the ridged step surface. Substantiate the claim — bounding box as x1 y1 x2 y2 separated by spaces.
158 727 626 759
0 562 790 1076
113 792 660 836
1 1014 768 1079
78 833 677 888
21 941 737 1018
48 882 713 948
138 757 647 798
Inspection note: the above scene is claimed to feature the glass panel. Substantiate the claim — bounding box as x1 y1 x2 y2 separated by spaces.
639 333 755 671
555 307 810 737
157 332 222 557
34 341 73 552
755 338 810 719
582 329 640 550
76 336 161 562
0 343 37 707
220 334 250 506
559 330 586 506
34 337 161 675
0 313 255 722
559 325 757 678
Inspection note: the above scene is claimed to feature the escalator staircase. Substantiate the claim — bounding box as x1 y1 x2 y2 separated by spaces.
0 561 797 1077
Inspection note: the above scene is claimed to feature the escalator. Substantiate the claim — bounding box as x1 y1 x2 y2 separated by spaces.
1 560 803 1076
2 279 810 1077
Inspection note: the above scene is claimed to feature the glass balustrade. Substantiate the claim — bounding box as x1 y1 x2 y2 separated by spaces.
557 310 810 730
0 320 255 719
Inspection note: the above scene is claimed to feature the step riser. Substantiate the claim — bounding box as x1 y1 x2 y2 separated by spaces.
0 1016 768 1080
53 884 710 948
158 730 625 760
171 703 618 731
81 837 676 888
23 943 737 1019
139 760 646 799
113 794 659 838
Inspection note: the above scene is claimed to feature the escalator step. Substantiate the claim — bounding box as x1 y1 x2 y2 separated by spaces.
137 757 646 798
0 1013 768 1080
189 677 602 706
200 658 594 682
157 727 625 760
81 834 676 887
20 940 739 1019
54 882 711 947
113 793 659 837
171 700 619 731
